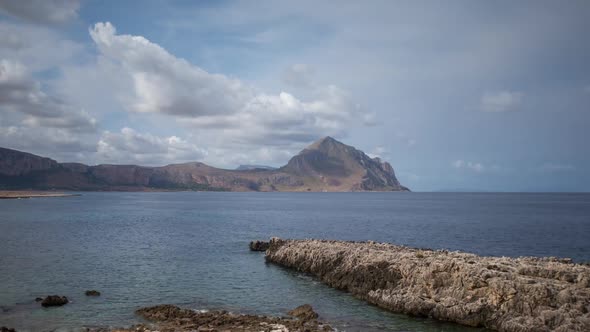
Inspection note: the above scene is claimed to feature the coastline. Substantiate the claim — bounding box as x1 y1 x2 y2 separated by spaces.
0 191 80 199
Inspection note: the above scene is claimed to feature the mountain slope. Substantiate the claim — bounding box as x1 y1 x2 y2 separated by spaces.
281 137 407 191
0 137 409 192
0 147 60 176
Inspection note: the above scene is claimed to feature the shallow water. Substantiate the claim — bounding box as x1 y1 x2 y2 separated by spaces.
1 192 589 331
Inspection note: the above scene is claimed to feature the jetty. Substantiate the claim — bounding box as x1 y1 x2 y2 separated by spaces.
264 238 590 331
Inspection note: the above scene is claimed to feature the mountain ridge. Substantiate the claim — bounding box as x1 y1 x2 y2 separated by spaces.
0 137 409 192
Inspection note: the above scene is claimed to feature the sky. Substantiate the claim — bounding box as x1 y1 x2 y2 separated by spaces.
0 0 589 192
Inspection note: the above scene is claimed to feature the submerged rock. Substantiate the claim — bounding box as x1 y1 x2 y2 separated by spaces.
34 297 42 302
130 304 333 331
249 240 270 251
41 295 68 307
85 290 101 296
265 238 590 332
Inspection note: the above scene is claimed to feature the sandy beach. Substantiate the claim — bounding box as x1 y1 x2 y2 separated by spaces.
0 191 79 199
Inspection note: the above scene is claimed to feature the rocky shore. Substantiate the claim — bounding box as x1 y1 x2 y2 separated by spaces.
265 238 590 332
90 304 333 332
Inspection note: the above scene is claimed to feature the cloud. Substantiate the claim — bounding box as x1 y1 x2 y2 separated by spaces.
0 125 97 161
367 146 387 159
453 159 485 172
89 22 255 117
282 64 315 88
0 59 96 132
0 0 79 24
97 128 207 166
88 22 369 146
480 91 523 112
0 22 85 71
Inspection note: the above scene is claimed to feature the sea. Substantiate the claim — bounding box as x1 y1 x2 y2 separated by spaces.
1 192 589 331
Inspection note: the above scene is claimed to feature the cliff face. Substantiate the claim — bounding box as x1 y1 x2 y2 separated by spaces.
0 137 409 191
0 147 60 176
265 238 590 332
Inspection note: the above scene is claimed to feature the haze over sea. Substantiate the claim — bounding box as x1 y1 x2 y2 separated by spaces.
1 192 589 331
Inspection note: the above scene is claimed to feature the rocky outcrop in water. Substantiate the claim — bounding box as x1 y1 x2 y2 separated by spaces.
249 240 270 251
40 295 69 307
85 290 101 296
117 304 334 332
288 304 319 321
265 238 590 332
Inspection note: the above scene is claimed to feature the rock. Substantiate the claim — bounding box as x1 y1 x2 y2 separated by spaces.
265 239 590 332
288 304 319 321
269 237 286 251
41 295 68 307
34 297 43 302
1 327 16 332
85 290 101 296
132 304 333 331
249 240 269 251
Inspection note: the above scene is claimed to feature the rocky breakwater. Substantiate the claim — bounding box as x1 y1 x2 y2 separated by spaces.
265 238 590 331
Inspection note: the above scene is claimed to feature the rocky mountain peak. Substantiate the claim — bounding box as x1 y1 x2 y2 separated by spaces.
281 137 408 191
306 136 340 150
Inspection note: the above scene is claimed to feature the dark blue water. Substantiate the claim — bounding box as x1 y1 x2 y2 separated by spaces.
1 192 589 331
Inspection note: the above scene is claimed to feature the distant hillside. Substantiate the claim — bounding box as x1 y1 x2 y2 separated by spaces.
235 165 277 171
0 137 409 192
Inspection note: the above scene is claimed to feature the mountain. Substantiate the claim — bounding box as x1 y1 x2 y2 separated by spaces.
0 137 409 192
235 165 277 171
280 137 407 191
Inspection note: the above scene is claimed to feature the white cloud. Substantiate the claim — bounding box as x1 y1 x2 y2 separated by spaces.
89 22 255 117
453 159 485 172
481 91 523 112
368 146 387 159
97 128 207 166
0 59 97 132
88 22 369 147
0 125 96 160
0 0 79 24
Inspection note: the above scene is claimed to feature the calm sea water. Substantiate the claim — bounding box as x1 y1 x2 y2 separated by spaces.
1 192 589 331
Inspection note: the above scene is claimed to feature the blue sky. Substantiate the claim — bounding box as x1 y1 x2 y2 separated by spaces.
0 0 589 191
